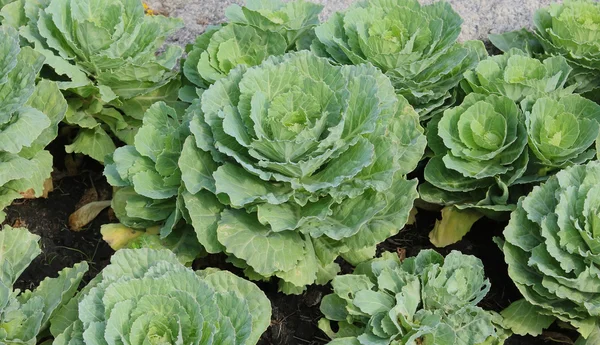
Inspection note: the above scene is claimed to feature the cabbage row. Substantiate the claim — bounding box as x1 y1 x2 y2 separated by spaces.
2 0 600 344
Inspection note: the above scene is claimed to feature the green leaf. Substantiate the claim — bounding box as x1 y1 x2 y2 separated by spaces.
0 226 40 285
0 26 20 85
214 163 292 207
502 161 600 335
3 150 53 198
257 196 333 232
202 270 271 344
500 299 555 336
575 327 600 345
65 127 116 163
14 0 185 163
217 209 305 275
320 294 348 322
0 45 44 120
182 190 224 254
488 29 543 55
20 262 88 328
179 136 218 194
118 78 184 120
276 236 321 292
125 226 203 265
353 290 394 315
24 80 67 150
0 107 50 154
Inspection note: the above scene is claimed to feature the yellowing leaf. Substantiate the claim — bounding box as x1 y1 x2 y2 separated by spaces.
429 206 483 247
69 200 111 231
20 177 53 199
100 223 145 250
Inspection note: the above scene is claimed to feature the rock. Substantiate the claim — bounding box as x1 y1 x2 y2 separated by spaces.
145 0 560 47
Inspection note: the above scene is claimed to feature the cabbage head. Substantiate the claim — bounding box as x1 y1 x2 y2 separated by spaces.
421 58 600 247
182 0 323 96
319 250 508 345
490 0 600 94
420 93 529 231
1 0 184 162
500 160 600 341
105 51 426 293
181 51 425 293
0 26 66 221
462 47 600 172
51 249 271 345
523 94 600 172
0 225 88 345
313 0 486 120
462 48 575 103
104 101 190 231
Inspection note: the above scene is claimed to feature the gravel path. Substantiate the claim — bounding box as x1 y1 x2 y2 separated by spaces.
146 0 560 46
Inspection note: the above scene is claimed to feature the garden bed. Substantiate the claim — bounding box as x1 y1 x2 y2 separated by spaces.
7 141 574 345
3 0 599 343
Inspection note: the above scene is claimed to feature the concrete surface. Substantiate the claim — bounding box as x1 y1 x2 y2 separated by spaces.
146 0 562 46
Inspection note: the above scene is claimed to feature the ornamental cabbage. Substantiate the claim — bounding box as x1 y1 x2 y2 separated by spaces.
104 101 189 231
106 51 426 293
523 94 600 172
0 225 88 345
490 0 600 94
0 26 66 221
420 93 529 230
319 250 508 345
312 0 486 120
500 160 600 341
50 249 271 345
182 0 323 96
461 48 575 103
421 51 600 246
1 0 184 162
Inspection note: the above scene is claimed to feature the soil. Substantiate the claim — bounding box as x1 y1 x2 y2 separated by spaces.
7 138 579 345
9 138 114 292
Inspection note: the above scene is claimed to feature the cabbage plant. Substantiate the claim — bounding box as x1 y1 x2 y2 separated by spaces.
105 51 426 293
182 0 323 98
421 50 600 246
500 161 600 342
50 248 271 345
523 94 600 172
461 48 600 172
1 0 184 162
0 225 88 345
104 101 189 232
0 26 66 221
319 250 508 345
461 48 575 103
420 93 529 246
313 0 486 120
490 0 600 94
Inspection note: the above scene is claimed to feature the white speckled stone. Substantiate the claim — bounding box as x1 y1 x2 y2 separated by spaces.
145 0 561 46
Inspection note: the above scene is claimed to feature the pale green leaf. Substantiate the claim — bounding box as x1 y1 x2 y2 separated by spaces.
0 226 40 285
500 299 555 336
65 127 116 163
217 209 305 275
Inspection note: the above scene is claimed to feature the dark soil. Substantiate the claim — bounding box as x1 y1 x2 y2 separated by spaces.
7 141 578 345
8 139 114 292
